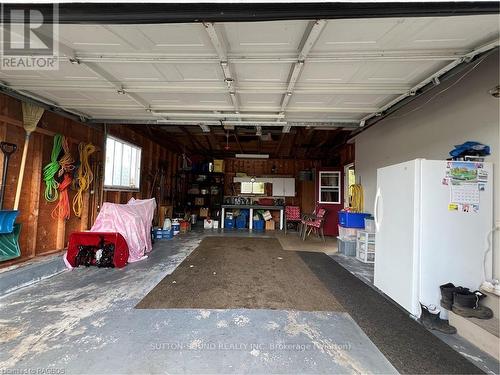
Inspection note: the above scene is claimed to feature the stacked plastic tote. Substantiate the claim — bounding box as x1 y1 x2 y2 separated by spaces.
337 211 370 257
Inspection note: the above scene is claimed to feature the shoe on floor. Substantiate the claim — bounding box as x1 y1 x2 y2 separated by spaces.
439 283 470 310
419 303 457 334
452 290 493 319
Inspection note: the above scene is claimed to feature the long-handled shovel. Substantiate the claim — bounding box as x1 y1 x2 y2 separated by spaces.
0 141 18 234
0 142 20 262
0 142 17 210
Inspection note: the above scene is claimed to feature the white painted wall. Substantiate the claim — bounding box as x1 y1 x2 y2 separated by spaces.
355 51 500 278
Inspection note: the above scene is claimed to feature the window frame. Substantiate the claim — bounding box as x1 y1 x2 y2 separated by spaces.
318 171 341 204
104 135 142 192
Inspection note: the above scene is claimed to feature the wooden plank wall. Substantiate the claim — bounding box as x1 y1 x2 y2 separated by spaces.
102 126 179 207
0 93 177 267
223 158 322 208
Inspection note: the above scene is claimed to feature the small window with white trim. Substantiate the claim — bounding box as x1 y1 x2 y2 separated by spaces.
104 136 142 190
319 171 341 204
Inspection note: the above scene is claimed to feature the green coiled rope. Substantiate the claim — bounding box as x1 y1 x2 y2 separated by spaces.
43 134 63 202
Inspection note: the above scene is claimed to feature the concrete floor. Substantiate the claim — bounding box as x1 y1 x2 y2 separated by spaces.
1 230 498 374
0 231 397 374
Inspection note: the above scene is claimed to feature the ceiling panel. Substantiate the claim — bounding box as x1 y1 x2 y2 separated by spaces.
135 24 215 54
221 21 309 54
59 25 134 53
239 93 282 107
312 15 500 53
233 63 292 83
139 92 232 108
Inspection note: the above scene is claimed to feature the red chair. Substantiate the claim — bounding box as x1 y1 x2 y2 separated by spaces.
298 204 319 238
302 208 328 242
284 206 301 235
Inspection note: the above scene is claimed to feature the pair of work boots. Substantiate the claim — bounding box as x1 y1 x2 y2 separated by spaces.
440 283 493 319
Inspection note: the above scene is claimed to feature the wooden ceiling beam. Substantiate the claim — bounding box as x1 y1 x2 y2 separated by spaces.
288 129 300 158
276 133 285 158
180 126 209 155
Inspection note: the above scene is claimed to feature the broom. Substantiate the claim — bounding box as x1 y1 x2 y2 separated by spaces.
14 103 44 210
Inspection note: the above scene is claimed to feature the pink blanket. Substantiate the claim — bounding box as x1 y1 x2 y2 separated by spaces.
91 198 156 262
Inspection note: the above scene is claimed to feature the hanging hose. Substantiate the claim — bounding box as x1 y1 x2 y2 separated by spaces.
349 184 364 213
51 136 75 220
72 142 96 218
58 136 75 177
51 173 72 220
43 134 63 202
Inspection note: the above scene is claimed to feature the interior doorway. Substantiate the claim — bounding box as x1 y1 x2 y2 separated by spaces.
344 163 356 209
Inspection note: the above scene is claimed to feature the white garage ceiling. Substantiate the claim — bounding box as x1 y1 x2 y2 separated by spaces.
0 14 498 131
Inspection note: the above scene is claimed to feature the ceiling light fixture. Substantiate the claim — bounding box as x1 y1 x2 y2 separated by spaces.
117 88 126 95
235 154 269 159
69 58 80 65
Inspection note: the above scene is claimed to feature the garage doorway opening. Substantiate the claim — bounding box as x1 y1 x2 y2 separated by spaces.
344 163 356 209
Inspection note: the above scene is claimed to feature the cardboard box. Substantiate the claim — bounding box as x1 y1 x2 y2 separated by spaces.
213 159 224 173
195 197 205 206
262 210 272 221
199 207 209 218
265 220 276 231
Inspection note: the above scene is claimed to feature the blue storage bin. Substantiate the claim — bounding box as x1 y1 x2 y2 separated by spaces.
224 218 235 229
253 219 265 231
162 229 173 239
239 209 250 217
236 216 247 229
153 228 163 240
338 212 370 228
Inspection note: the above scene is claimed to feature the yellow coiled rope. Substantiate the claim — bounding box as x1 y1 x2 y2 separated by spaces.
349 184 364 213
72 142 96 218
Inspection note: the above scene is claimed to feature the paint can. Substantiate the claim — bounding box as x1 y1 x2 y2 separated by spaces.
180 220 190 233
172 219 180 235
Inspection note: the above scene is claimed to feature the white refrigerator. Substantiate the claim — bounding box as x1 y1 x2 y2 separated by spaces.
373 159 493 318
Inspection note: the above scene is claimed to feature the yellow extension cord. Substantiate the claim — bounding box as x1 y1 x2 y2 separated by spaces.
72 142 96 218
349 184 364 213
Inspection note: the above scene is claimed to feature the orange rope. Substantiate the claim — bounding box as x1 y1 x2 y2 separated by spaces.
58 136 75 177
51 173 72 220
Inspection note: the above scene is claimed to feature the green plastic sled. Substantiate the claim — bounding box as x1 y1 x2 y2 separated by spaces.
0 223 21 262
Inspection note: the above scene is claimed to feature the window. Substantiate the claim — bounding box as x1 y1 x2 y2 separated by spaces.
241 181 265 195
104 136 142 190
319 171 341 204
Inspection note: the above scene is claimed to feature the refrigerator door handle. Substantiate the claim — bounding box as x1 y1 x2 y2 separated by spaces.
374 188 383 231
